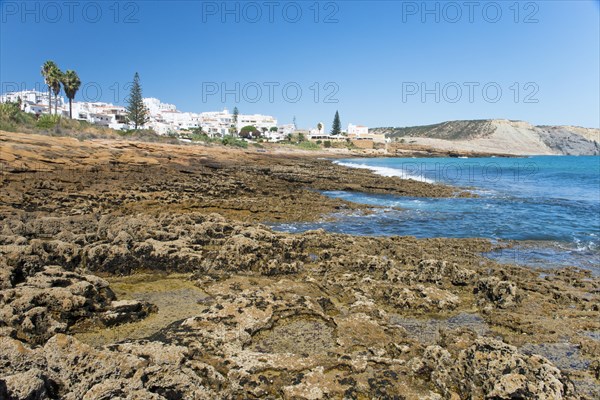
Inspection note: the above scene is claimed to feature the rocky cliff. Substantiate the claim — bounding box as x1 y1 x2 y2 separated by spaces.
374 120 600 156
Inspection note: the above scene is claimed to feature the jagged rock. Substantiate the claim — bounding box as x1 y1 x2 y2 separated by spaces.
0 266 116 344
0 334 227 400
386 259 476 286
29 239 82 270
0 336 46 374
590 359 600 380
0 368 50 400
1 131 598 399
259 260 303 276
0 265 158 345
414 336 577 399
101 300 158 326
476 276 519 308
387 285 460 312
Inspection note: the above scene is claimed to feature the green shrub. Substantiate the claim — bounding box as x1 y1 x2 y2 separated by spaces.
239 125 260 138
222 135 248 148
323 140 332 148
0 102 20 122
297 141 320 150
190 133 210 142
37 114 61 129
0 120 16 132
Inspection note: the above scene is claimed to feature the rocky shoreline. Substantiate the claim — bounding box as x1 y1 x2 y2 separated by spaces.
1 131 599 399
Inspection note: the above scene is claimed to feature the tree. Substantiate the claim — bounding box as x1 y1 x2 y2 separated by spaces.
61 70 81 119
239 125 259 138
49 67 63 115
232 107 239 124
293 116 297 129
230 106 239 135
317 122 323 133
269 126 278 132
331 111 341 135
126 72 148 130
41 61 58 114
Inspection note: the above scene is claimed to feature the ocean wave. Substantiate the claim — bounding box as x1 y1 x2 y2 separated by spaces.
572 237 600 252
334 161 435 183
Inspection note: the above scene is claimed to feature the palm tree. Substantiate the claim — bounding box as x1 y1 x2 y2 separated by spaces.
61 70 81 119
49 67 63 115
41 61 58 114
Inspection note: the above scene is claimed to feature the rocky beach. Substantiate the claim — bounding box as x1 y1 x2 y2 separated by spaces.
1 131 599 399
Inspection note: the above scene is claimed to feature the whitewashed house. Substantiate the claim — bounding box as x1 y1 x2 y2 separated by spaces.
236 113 278 134
198 109 234 137
347 123 369 136
24 103 49 115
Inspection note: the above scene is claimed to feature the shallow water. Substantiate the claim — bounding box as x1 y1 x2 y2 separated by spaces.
521 342 599 398
247 316 336 355
389 312 490 344
521 342 590 371
272 156 600 273
74 274 209 346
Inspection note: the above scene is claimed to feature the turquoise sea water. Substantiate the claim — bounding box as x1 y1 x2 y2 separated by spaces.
272 156 600 274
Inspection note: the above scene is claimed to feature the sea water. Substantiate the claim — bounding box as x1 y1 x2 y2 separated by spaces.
272 156 600 274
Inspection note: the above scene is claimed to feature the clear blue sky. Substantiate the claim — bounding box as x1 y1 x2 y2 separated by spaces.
1 0 599 129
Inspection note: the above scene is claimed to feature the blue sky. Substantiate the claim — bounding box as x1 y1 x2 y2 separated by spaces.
1 0 599 129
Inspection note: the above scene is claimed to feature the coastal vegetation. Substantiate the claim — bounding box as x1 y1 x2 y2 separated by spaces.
221 135 248 148
41 61 59 114
0 103 175 143
40 60 81 118
60 70 82 119
125 72 149 130
36 114 62 129
230 106 239 135
375 119 495 140
239 125 260 138
331 110 341 135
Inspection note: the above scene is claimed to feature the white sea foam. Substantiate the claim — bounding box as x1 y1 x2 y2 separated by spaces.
334 161 435 184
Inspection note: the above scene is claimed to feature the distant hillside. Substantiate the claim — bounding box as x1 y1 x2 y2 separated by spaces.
372 120 599 156
374 120 496 141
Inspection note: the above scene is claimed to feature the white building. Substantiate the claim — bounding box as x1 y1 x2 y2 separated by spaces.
158 111 200 130
346 123 387 143
195 109 278 138
278 124 295 135
198 109 234 137
1 90 63 111
143 98 204 134
236 113 277 133
264 124 294 142
347 123 369 136
2 90 283 138
309 122 327 138
143 98 176 115
24 103 49 115
86 104 128 129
